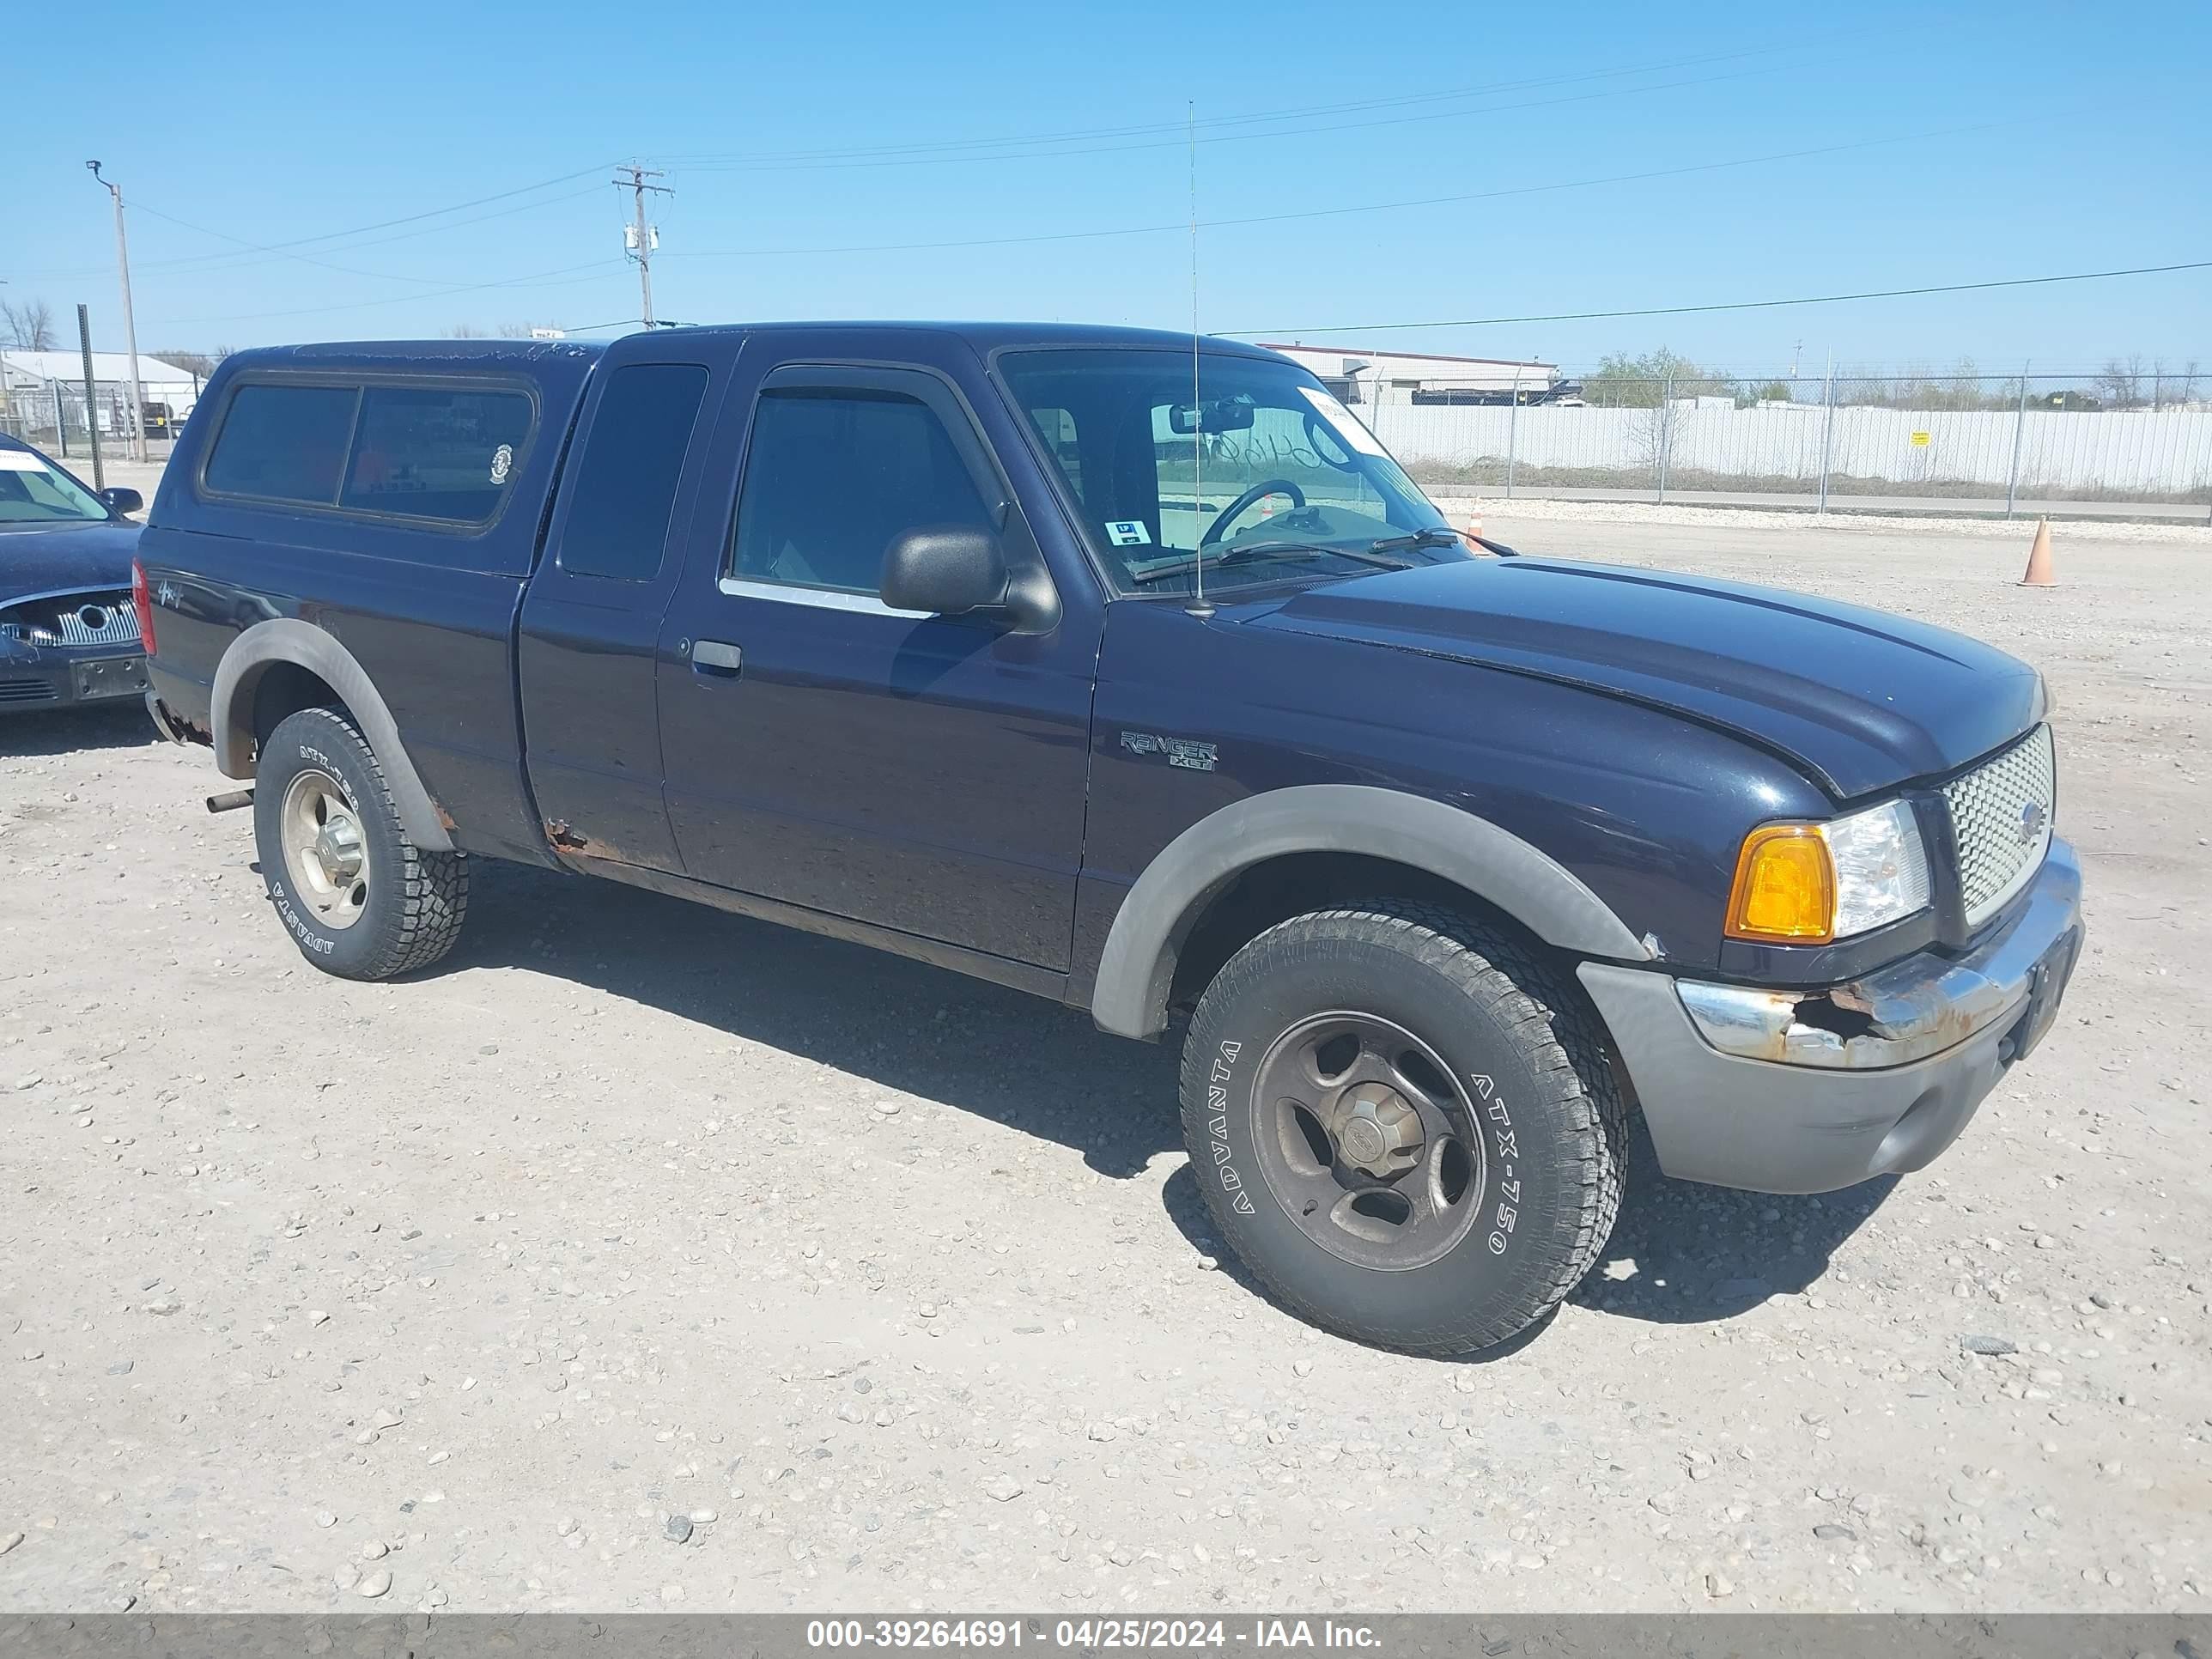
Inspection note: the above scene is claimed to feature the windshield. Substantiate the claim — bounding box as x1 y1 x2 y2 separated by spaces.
0 447 109 526
1000 348 1462 597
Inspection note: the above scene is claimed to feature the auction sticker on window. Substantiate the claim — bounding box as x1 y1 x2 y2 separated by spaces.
1297 385 1389 456
1104 520 1151 546
0 452 45 471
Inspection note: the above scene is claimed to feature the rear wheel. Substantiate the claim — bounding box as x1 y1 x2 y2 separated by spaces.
1180 903 1625 1356
253 706 468 980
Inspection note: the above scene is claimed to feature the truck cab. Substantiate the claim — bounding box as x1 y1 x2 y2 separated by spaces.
137 323 2082 1357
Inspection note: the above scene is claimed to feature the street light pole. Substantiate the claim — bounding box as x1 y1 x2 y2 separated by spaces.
86 161 148 463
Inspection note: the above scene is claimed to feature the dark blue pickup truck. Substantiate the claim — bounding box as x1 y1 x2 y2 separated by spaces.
137 325 2082 1354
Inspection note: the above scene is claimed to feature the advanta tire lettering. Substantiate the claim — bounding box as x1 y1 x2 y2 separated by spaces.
266 877 336 956
252 706 471 981
1177 901 1626 1357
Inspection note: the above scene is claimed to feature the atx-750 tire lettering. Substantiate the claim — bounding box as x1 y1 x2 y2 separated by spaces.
1179 902 1626 1356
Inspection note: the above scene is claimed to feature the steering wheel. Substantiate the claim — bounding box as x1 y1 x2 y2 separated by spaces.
1200 478 1306 547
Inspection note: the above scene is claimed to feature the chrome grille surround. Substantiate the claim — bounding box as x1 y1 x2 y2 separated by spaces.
50 597 143 647
1943 723 2057 927
0 596 142 649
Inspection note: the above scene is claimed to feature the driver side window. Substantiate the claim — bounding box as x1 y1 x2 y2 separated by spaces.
730 387 994 597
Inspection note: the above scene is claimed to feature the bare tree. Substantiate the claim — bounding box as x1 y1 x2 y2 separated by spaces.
2147 357 2200 411
2095 355 2146 410
443 324 489 338
1 297 58 351
154 349 220 379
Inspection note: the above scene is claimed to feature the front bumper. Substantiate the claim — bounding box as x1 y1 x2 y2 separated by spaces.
1578 839 2082 1194
0 649 149 715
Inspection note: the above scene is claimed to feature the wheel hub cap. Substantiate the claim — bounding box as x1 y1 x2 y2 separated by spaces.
277 767 372 932
312 816 364 886
1329 1083 1424 1176
1249 1011 1486 1273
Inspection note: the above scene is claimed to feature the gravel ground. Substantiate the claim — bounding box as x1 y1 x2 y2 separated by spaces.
1 513 2207 1616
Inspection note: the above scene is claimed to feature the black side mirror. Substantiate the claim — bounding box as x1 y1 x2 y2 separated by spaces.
99 487 143 516
880 525 1009 617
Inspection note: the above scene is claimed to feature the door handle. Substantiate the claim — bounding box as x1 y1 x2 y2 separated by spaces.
690 639 744 677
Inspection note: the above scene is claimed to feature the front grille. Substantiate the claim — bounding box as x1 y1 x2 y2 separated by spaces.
46 597 143 647
1943 723 2057 927
0 678 59 704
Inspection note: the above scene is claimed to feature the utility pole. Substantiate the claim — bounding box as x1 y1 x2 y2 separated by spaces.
86 161 148 462
612 164 671 327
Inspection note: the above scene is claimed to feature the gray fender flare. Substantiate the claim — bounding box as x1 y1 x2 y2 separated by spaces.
210 618 454 852
1089 783 1649 1038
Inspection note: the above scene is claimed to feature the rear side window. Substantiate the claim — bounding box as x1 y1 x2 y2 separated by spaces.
204 383 359 504
339 386 533 524
557 364 711 580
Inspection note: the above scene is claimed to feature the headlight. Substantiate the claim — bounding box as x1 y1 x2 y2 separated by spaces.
1726 799 1931 945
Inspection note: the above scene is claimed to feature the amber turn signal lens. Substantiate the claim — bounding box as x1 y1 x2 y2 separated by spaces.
1725 825 1836 943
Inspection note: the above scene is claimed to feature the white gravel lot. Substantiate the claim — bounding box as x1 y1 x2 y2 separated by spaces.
1 508 2207 1616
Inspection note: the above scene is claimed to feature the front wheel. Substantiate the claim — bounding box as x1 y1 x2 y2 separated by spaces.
253 706 469 981
1180 903 1625 1356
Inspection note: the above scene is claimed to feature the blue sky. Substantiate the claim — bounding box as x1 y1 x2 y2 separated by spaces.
4 0 2206 381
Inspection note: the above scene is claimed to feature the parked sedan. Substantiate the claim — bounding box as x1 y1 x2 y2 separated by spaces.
0 435 149 716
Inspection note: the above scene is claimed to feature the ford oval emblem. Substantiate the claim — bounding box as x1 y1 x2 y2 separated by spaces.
2019 799 2047 843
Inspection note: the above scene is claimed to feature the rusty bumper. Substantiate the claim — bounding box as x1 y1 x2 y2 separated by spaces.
1577 840 2082 1194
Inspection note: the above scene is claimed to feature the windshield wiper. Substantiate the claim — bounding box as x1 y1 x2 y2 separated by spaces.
1127 539 1414 586
1365 526 1471 555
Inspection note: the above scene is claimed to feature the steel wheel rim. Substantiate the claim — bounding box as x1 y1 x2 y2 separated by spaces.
1249 1011 1486 1272
279 768 370 933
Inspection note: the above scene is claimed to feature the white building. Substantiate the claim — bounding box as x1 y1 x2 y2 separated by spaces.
1260 343 1567 407
0 349 206 439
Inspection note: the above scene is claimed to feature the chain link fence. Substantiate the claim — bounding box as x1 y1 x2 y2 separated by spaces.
0 374 182 466
7 360 2209 520
1375 374 2212 520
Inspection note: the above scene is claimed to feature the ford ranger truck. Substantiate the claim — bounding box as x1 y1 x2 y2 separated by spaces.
137 326 2083 1355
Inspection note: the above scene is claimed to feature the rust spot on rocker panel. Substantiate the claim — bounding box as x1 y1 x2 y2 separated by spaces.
544 817 623 860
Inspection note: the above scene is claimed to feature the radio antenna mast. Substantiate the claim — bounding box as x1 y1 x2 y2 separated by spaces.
1186 100 1213 619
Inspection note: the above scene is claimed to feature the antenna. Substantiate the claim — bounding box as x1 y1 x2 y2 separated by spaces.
1186 100 1213 620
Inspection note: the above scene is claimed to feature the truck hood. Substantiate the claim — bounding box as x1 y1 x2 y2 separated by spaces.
0 520 140 603
1245 556 2044 799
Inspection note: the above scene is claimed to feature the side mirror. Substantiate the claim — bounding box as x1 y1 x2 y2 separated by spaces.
880 525 1009 617
100 487 143 516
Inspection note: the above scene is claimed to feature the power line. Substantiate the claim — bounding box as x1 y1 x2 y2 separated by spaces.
125 202 473 287
111 185 612 283
671 65 1779 173
1220 261 2212 338
667 123 2007 261
139 259 629 329
663 41 1818 168
15 165 616 282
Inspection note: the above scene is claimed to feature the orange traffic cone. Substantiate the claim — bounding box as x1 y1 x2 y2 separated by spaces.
2018 519 2057 586
1462 506 1485 550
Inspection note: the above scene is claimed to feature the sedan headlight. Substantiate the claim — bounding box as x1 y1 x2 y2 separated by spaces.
1726 799 1931 945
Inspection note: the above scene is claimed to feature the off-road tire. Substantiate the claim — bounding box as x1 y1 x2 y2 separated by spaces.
1180 902 1626 1356
252 706 468 981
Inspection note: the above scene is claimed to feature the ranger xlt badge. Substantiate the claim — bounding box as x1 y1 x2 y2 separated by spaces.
1121 731 1217 772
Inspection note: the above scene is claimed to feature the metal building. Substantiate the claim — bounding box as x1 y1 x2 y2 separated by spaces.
1259 343 1571 407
